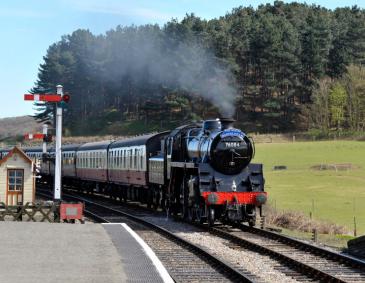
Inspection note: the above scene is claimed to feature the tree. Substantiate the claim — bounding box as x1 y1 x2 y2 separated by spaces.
343 65 365 131
329 82 347 130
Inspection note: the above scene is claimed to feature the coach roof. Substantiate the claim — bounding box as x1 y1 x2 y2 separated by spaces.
77 141 112 151
23 147 43 152
110 132 168 149
62 144 81 151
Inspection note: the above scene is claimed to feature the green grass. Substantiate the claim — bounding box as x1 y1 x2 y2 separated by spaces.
253 141 365 235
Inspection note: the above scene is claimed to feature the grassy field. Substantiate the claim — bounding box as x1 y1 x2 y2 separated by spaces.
253 140 365 236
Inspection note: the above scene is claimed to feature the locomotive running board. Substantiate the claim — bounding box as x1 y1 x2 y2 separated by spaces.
170 161 196 168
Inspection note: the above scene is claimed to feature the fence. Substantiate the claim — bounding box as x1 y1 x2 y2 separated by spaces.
0 202 59 222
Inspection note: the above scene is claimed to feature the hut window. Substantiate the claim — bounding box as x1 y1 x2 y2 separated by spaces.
8 169 23 191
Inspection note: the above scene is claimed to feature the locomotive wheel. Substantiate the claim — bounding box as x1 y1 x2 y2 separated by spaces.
153 189 160 210
248 219 256 227
208 207 215 227
180 179 190 220
248 207 258 227
186 207 195 222
196 207 205 224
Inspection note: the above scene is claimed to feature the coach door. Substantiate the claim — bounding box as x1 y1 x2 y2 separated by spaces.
6 169 24 205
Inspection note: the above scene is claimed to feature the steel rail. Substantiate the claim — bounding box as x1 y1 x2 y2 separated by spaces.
240 224 365 270
207 226 347 283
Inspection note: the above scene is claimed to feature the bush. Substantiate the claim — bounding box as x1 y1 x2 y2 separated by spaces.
265 205 349 235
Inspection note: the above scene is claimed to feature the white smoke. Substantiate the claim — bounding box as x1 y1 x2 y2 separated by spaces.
88 28 237 116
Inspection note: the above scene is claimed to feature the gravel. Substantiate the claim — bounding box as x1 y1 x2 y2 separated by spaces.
139 214 305 283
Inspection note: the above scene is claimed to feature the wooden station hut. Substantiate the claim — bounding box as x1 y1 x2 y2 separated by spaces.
0 146 35 205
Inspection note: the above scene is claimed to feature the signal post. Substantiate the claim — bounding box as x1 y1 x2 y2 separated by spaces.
54 85 63 200
24 85 69 201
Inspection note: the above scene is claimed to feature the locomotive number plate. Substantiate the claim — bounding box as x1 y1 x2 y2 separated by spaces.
225 142 240 148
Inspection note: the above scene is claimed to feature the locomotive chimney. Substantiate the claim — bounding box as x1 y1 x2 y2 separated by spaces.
220 117 235 130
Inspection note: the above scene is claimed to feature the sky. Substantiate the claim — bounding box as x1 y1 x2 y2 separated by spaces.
0 0 363 118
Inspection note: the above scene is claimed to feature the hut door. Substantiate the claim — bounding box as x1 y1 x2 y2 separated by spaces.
6 169 24 205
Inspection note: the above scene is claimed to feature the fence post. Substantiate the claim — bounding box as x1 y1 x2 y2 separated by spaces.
354 216 357 237
312 228 318 242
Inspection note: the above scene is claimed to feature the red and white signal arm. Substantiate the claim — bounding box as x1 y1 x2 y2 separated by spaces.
24 133 44 140
24 94 62 102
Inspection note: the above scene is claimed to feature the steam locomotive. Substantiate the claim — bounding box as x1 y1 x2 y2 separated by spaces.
21 118 266 226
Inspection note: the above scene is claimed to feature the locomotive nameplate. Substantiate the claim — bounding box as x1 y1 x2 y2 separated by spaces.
220 129 244 139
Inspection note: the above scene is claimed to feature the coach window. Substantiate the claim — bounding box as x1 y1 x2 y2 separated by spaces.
115 151 117 169
114 150 117 169
114 151 117 169
120 150 123 169
118 150 121 169
96 152 101 168
128 149 131 168
101 152 103 169
121 150 124 169
139 149 144 170
116 150 119 169
114 151 117 168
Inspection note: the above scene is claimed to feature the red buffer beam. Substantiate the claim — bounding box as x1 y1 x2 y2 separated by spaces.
24 94 62 102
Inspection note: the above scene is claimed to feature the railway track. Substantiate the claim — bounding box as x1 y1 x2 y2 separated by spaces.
37 187 365 283
208 225 365 283
36 189 256 283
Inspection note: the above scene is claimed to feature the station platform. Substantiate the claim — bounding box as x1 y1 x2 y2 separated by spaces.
0 222 173 283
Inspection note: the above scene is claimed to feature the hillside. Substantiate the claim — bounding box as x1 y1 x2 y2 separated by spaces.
32 2 365 136
0 116 41 141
